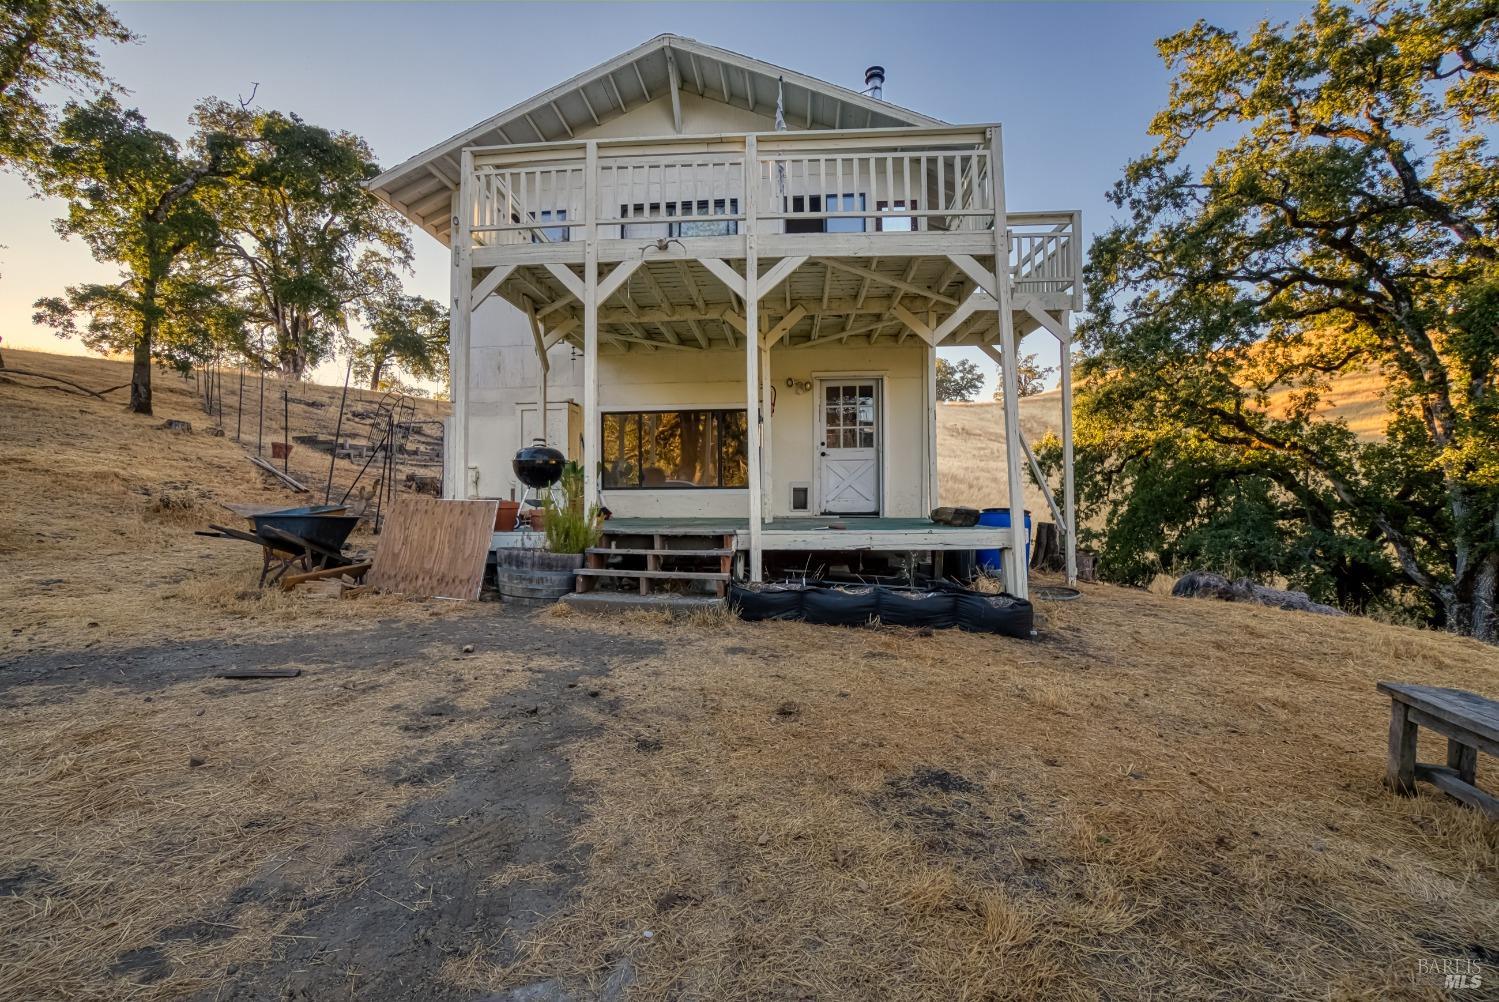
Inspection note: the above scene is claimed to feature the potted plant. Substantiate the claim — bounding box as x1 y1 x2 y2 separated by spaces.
541 460 602 557
494 460 601 603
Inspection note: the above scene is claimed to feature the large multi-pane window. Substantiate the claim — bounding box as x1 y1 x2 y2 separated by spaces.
602 409 749 489
619 199 739 238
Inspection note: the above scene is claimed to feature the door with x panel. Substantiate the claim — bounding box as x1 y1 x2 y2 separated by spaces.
817 380 881 515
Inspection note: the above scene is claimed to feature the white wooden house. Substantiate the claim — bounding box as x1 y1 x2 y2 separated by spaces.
368 34 1078 597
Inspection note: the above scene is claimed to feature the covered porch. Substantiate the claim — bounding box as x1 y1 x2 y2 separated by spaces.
448 126 1081 597
598 515 1012 551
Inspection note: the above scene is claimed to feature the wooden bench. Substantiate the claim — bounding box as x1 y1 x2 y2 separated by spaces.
1378 682 1499 819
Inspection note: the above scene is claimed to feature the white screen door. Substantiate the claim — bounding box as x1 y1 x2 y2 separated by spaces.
818 380 881 515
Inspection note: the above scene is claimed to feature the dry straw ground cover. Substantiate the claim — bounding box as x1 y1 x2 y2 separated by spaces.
0 643 530 1001
4 348 1494 1000
0 349 443 656
450 598 1499 1001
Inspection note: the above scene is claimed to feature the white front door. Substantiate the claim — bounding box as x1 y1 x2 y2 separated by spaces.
817 380 881 515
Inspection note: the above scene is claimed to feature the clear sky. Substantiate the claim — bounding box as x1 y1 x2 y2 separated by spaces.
0 1 1302 392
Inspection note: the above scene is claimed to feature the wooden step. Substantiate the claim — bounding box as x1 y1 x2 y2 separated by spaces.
586 547 733 558
575 567 730 581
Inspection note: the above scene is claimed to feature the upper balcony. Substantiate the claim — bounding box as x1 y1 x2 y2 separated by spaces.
457 126 1081 311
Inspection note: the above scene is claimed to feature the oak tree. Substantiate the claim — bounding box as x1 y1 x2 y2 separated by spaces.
1075 0 1499 640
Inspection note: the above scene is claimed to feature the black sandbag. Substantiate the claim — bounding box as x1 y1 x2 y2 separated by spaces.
876 587 958 628
731 583 806 621
953 591 1034 637
802 585 879 626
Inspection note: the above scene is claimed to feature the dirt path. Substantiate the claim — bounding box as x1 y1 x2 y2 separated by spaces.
0 609 661 1001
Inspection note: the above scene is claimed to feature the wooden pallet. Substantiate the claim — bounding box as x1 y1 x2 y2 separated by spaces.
578 532 735 597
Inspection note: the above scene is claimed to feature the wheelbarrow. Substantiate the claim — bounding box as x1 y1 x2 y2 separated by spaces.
197 506 363 587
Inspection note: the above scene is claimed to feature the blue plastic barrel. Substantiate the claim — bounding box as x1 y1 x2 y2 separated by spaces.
976 507 1031 572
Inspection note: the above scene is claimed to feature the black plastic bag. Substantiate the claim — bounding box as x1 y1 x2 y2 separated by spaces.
876 588 959 628
730 583 806 621
953 591 1034 638
802 585 879 626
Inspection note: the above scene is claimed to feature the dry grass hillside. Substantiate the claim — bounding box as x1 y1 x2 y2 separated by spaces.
0 348 453 656
1 347 1495 1000
937 371 1389 515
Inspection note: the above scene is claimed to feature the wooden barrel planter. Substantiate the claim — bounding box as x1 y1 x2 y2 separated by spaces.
495 549 584 604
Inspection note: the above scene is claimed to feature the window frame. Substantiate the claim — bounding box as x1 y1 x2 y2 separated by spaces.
600 407 750 490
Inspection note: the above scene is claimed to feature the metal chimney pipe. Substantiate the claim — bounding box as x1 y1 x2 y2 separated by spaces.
864 65 885 101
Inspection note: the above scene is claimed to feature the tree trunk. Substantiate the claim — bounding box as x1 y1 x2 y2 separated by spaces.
368 354 386 392
129 284 156 415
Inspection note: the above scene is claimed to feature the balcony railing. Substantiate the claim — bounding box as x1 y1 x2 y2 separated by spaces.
463 127 1078 302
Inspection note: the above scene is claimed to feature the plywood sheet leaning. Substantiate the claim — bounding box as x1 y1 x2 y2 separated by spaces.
367 498 498 600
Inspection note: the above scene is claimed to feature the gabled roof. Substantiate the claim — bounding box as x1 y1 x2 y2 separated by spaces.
369 34 945 240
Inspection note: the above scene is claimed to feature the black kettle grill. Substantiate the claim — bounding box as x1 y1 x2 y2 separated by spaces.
513 439 564 489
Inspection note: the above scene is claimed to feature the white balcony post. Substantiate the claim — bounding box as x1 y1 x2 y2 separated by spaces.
1060 310 1077 585
582 140 600 513
925 341 938 512
760 337 774 522
450 151 474 499
989 126 1028 599
744 135 764 580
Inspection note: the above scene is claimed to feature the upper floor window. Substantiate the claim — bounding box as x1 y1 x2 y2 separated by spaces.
532 209 568 243
784 193 868 234
620 199 739 239
876 200 918 232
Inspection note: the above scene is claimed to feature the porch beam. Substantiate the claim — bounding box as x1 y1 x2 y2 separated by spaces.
947 253 998 298
761 306 807 349
1059 311 1077 585
543 319 577 349
989 125 1028 599
664 47 683 134
699 257 747 299
524 297 550 437
744 134 765 575
755 256 807 302
596 258 643 303
1022 299 1069 344
450 150 475 499
542 262 585 303
471 264 516 311
978 340 1065 535
812 258 959 306
582 141 600 513
686 318 710 349
676 262 707 312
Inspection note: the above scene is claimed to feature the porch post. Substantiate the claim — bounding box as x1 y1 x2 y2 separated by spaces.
760 338 774 522
744 134 764 580
524 298 550 443
925 341 938 513
1060 310 1077 585
988 126 1028 599
582 140 600 512
451 152 474 499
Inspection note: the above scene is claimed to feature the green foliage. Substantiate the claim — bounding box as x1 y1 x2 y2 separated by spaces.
186 98 415 379
355 291 449 391
991 350 1055 401
0 0 133 168
934 357 983 401
542 461 602 555
28 96 249 413
1071 0 1499 640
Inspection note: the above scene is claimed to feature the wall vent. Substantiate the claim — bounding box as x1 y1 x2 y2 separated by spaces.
790 482 811 511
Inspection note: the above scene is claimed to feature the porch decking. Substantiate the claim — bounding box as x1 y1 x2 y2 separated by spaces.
601 516 1008 552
